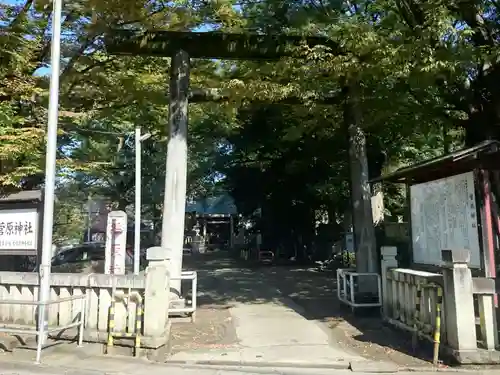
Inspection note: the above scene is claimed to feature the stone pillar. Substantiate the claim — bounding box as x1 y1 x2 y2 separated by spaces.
143 247 170 342
472 277 498 350
161 49 190 295
380 246 398 317
441 249 477 355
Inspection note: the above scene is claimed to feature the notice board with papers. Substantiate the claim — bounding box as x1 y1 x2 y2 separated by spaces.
410 171 481 268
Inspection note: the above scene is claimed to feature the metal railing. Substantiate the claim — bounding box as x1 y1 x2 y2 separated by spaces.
336 268 382 310
258 250 274 263
0 295 86 364
169 271 197 322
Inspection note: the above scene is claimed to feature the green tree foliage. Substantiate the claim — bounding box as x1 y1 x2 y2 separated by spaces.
0 0 231 238
0 1 46 190
52 182 86 244
0 0 495 251
213 0 470 255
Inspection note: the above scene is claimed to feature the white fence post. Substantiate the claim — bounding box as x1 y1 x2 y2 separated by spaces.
381 246 398 317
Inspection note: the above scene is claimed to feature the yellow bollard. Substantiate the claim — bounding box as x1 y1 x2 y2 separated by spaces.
106 292 143 356
107 300 115 351
134 298 143 356
433 286 443 366
412 282 422 352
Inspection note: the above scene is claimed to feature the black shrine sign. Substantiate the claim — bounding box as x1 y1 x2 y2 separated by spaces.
0 190 43 256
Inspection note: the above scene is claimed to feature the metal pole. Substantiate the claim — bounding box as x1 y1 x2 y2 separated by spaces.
134 126 141 274
38 0 63 350
87 195 91 242
229 215 234 250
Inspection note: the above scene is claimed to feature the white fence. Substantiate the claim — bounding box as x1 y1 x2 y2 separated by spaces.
380 247 500 364
0 272 145 339
384 268 444 344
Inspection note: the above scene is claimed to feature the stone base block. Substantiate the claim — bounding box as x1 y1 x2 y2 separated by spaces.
145 343 169 362
43 322 171 353
169 297 186 310
445 347 500 364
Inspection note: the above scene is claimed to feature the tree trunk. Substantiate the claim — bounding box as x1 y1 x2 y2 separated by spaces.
343 83 378 274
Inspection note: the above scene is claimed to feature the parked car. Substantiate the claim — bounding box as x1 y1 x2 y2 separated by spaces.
32 242 104 272
34 242 146 272
52 242 105 266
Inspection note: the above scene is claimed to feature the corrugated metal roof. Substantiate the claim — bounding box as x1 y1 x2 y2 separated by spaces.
370 140 500 184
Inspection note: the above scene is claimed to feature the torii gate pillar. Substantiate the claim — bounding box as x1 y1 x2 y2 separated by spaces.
161 49 190 295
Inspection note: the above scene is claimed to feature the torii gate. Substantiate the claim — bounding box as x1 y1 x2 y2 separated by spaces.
104 30 377 295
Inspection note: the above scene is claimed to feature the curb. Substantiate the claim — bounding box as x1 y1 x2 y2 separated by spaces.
165 359 351 370
165 360 481 373
398 366 485 373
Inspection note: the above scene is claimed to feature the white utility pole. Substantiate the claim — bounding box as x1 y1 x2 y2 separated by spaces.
134 126 151 275
38 0 62 354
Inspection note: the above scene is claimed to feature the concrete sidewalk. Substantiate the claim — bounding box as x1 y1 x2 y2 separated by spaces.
168 265 367 368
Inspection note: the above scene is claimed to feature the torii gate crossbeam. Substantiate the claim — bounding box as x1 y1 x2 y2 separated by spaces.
104 30 343 296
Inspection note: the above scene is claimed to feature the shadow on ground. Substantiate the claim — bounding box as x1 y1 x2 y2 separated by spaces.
178 250 437 367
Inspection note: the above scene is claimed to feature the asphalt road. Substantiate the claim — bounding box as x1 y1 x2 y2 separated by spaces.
0 361 476 375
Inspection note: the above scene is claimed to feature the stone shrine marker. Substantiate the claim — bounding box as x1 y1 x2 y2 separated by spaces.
105 210 128 275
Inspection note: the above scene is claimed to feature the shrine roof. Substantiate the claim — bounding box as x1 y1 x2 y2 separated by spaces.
371 140 500 185
0 190 42 203
186 194 237 215
104 30 340 60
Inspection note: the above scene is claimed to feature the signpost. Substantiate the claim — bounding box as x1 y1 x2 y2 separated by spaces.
105 211 127 275
345 232 354 253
